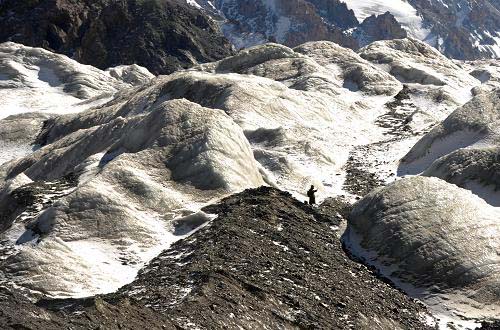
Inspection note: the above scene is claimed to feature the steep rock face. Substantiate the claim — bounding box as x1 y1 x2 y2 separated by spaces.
216 0 358 49
408 0 500 60
187 0 408 51
355 12 408 47
0 0 234 74
345 176 500 321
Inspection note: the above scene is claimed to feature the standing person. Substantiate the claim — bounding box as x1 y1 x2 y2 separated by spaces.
307 185 318 205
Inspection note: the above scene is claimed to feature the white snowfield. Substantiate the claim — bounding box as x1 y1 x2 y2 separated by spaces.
0 39 496 326
0 42 154 120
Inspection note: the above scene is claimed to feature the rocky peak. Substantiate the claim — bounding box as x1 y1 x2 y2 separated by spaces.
188 0 408 51
356 12 408 47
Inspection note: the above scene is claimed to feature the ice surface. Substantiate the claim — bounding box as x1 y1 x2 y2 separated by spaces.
0 39 487 324
0 42 153 120
345 176 500 321
0 98 263 296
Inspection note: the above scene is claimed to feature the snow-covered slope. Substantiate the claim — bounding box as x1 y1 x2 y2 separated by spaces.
399 89 500 204
342 0 430 40
0 42 153 119
186 0 500 61
344 0 500 60
0 98 262 297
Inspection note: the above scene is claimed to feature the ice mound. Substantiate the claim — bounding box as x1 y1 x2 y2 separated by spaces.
200 41 402 96
359 38 480 103
0 98 263 296
0 42 153 119
294 41 401 95
400 89 500 174
345 176 500 319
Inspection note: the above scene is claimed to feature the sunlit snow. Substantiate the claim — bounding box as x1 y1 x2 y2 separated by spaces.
342 0 431 40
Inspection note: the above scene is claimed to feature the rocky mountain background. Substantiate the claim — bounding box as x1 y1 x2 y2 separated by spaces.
185 0 500 60
186 0 408 50
408 0 500 60
0 0 234 74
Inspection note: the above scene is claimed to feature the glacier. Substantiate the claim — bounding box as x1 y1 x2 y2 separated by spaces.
0 38 499 327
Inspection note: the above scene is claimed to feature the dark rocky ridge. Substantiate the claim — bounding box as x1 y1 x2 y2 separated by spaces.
0 187 432 329
356 12 408 47
0 0 234 75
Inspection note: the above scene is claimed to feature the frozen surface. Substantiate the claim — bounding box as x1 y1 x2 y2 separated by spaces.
0 42 154 165
345 176 500 322
0 40 491 327
0 42 153 120
0 98 263 297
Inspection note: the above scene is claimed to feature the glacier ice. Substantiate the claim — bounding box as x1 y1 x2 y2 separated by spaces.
0 98 263 296
345 176 500 320
0 42 153 120
0 39 491 307
400 90 500 175
0 42 154 166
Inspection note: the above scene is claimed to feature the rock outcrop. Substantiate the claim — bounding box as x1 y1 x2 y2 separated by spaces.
355 12 408 47
0 187 431 329
187 0 409 51
0 0 234 75
186 0 499 61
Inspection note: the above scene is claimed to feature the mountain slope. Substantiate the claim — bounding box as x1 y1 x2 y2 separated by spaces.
0 0 234 74
186 0 500 61
186 0 408 50
408 0 500 59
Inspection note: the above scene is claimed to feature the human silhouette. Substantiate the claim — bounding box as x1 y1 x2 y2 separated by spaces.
307 185 318 205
